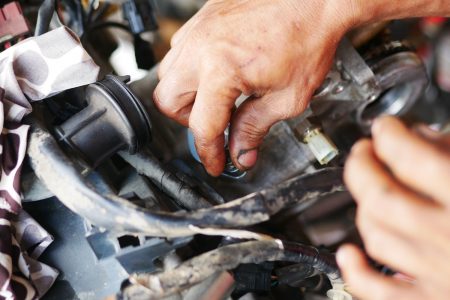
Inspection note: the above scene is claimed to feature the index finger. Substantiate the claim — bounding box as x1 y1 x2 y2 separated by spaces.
189 70 242 176
372 117 450 206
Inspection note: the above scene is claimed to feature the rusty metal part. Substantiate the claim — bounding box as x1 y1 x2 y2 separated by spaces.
120 240 340 300
27 120 344 237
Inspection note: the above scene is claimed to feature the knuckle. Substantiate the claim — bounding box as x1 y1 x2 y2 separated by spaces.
190 123 217 145
380 185 427 229
153 86 195 120
390 194 419 224
363 229 383 260
152 87 165 110
351 139 372 155
268 97 308 121
153 87 174 115
290 98 309 117
367 181 397 209
239 118 267 144
275 104 297 120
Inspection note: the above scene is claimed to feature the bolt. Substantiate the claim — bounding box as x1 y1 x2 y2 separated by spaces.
333 83 346 94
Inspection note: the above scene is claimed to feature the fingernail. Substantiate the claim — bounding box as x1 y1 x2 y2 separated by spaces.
237 149 258 169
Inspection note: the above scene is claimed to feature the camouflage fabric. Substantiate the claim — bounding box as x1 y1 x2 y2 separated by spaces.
0 26 99 299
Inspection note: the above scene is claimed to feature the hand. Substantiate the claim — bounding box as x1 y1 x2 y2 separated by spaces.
153 0 356 176
338 116 450 300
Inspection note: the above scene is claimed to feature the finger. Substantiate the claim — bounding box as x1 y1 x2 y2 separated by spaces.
371 116 450 205
189 71 242 177
345 139 450 283
229 87 309 170
153 68 198 127
337 244 418 300
170 14 199 48
158 47 182 79
356 211 427 278
344 140 441 244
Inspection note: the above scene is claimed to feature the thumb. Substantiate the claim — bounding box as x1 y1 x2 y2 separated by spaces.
229 88 309 170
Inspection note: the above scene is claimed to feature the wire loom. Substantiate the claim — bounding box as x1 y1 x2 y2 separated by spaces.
120 240 342 300
28 120 345 237
27 119 348 298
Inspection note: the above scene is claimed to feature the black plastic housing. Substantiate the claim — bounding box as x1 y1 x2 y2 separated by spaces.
55 75 152 168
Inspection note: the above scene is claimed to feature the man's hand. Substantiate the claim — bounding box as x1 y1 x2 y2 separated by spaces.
154 0 355 176
338 116 450 300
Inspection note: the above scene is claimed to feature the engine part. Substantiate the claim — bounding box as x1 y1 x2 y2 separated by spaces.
311 38 428 129
123 0 158 34
24 197 192 300
302 128 339 165
28 118 345 237
120 240 346 300
85 228 191 274
187 128 247 180
275 263 317 287
288 115 339 165
55 75 152 168
436 28 450 92
232 263 274 298
0 1 29 43
15 4 446 299
285 38 428 166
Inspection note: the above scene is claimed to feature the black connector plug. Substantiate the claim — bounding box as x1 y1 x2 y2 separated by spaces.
122 0 158 35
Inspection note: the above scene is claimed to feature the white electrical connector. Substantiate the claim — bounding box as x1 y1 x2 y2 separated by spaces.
327 288 353 300
303 128 339 165
327 279 353 300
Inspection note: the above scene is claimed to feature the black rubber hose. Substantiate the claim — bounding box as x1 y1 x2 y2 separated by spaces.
28 120 345 237
119 151 213 210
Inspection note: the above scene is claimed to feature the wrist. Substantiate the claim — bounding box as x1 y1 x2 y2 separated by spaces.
350 0 450 25
285 0 363 39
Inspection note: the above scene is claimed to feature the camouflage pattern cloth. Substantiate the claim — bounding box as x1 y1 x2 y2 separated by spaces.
0 26 99 300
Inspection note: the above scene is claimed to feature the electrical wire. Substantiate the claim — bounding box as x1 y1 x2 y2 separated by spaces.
35 0 56 36
81 21 132 43
74 0 85 35
35 0 65 36
120 240 341 300
91 2 111 24
85 0 96 26
28 118 345 238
